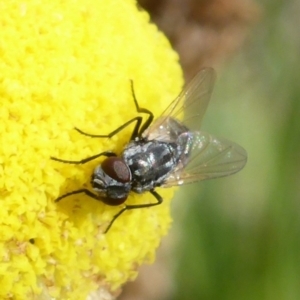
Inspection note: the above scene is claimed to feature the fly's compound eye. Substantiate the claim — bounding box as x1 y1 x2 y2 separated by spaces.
101 157 131 183
92 157 132 205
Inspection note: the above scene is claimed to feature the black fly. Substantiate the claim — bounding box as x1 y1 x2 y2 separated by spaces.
51 68 247 233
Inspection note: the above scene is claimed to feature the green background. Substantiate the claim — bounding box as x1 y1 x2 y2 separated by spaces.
172 1 300 299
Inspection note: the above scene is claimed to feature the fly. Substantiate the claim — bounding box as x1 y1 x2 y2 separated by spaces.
51 68 247 233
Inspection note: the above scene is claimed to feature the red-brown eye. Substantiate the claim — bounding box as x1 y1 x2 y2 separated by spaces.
101 157 131 183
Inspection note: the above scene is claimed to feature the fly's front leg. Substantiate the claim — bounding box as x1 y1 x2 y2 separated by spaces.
104 190 163 233
55 188 101 203
51 151 116 165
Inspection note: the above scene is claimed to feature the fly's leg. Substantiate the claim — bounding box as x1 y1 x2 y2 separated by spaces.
74 116 143 140
74 80 154 141
54 188 100 203
51 151 116 165
51 149 116 202
129 80 154 138
104 190 162 233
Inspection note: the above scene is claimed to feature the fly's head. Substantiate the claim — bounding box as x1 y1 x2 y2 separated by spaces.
92 157 132 205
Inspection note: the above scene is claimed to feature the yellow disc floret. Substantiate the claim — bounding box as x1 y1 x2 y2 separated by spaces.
0 0 182 299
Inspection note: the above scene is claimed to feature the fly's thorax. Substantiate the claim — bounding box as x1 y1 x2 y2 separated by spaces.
122 139 180 192
92 157 132 206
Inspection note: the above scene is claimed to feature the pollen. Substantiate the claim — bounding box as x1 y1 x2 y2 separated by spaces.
0 0 182 299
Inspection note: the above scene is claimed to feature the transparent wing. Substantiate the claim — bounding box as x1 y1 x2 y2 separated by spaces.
162 131 247 187
143 68 216 141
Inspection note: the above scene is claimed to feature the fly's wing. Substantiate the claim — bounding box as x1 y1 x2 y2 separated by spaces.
143 68 216 141
162 131 247 187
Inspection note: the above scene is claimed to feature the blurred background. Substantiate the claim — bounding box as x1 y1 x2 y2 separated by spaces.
120 0 300 299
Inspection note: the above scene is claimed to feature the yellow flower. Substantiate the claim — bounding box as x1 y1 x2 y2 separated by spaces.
0 0 182 299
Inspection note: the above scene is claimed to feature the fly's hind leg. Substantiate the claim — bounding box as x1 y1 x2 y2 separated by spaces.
74 116 143 141
75 80 154 141
129 80 154 138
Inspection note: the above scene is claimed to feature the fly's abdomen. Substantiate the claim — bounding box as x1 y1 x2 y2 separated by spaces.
123 141 179 192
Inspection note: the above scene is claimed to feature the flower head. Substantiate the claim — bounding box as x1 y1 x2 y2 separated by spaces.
0 0 182 299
